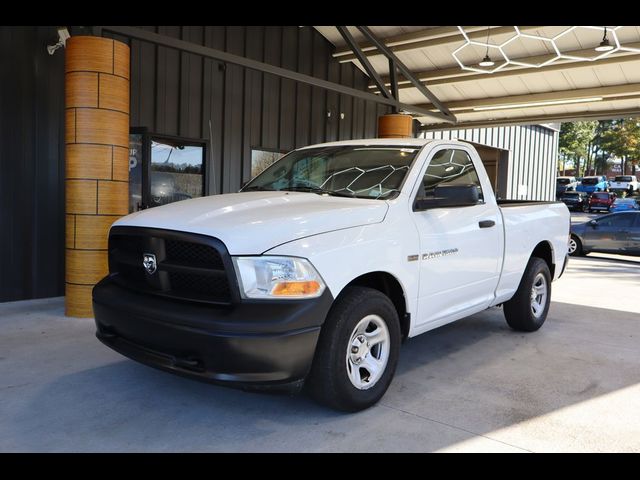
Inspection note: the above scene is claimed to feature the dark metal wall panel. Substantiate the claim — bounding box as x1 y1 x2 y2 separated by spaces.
294 27 312 148
203 26 226 196
222 26 245 192
261 27 281 151
179 26 204 139
338 63 354 140
326 60 340 142
243 26 265 184
0 26 65 302
279 27 298 152
310 33 328 145
156 26 181 136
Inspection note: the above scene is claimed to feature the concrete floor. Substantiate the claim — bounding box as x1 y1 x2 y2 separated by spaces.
1 250 639 452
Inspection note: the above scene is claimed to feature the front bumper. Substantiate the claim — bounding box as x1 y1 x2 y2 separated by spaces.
92 276 334 390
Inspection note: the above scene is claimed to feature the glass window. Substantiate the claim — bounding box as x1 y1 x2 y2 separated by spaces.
251 149 285 179
149 139 204 208
421 149 483 202
243 145 419 199
596 213 635 228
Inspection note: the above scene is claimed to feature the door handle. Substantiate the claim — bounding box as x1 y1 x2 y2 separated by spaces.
479 220 495 228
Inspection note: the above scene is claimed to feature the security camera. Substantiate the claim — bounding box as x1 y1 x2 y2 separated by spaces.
47 27 70 55
57 27 70 43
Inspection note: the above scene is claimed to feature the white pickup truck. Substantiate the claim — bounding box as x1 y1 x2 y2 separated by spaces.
609 175 639 194
93 139 570 411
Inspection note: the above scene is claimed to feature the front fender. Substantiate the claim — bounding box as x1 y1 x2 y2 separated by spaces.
264 222 420 319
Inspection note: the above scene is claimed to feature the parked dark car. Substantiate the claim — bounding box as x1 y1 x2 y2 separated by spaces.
560 191 589 211
587 191 616 213
569 211 640 256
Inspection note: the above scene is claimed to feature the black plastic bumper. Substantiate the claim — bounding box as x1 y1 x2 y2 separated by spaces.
92 276 334 391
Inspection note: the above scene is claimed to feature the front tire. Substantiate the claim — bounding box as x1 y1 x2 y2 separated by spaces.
503 257 552 332
568 234 583 256
306 286 401 412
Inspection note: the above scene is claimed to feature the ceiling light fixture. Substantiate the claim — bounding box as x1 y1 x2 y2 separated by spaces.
478 26 495 67
595 27 614 52
473 97 604 111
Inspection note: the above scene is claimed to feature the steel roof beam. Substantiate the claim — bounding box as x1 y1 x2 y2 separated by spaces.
355 26 456 122
336 26 393 100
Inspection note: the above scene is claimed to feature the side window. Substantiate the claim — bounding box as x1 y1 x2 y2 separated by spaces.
421 149 484 202
597 214 634 228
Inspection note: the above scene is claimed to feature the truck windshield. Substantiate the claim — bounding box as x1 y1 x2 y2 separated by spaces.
581 177 599 185
242 145 420 199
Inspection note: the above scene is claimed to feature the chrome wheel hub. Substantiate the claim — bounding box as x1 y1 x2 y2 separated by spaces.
530 273 548 319
345 314 390 390
568 238 577 254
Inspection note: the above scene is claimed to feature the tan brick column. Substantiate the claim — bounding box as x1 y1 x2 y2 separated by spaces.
65 36 130 317
378 114 413 138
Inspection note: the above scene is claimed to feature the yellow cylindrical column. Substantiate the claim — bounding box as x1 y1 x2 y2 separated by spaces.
65 36 130 317
378 114 413 139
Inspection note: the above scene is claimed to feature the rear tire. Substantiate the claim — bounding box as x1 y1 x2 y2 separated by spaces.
306 286 401 412
504 257 551 332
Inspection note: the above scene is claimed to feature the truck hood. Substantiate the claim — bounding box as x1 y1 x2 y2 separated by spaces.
113 191 389 254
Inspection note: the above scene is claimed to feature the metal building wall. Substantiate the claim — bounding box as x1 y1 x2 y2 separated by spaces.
0 27 66 302
105 26 388 195
0 25 389 302
421 125 559 201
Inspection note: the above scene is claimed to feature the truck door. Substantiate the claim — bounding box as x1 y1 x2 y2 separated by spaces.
411 146 503 328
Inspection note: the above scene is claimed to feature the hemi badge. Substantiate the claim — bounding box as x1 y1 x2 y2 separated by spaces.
407 255 419 262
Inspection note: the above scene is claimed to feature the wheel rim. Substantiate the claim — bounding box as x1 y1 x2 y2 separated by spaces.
568 237 577 254
345 314 390 390
530 273 548 319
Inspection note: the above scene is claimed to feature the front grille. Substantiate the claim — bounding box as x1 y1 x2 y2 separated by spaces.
109 227 234 305
165 239 225 269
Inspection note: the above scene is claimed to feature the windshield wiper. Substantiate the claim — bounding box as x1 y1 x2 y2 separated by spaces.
242 185 274 192
283 186 356 198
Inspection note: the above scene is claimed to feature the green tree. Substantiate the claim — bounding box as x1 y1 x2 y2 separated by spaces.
558 121 597 176
598 118 640 175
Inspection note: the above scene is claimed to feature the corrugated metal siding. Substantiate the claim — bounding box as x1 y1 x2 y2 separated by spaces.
421 124 559 201
107 26 387 195
0 27 66 302
1 25 389 302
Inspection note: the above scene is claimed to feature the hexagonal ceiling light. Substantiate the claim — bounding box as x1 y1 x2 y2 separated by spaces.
553 26 620 61
452 27 511 74
612 26 640 53
453 26 624 74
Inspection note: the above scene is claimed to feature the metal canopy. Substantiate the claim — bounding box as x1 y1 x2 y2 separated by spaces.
313 26 640 130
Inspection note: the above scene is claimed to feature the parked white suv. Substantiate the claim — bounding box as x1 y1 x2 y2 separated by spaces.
93 139 570 411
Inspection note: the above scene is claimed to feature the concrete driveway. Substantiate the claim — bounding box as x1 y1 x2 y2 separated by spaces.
1 252 639 452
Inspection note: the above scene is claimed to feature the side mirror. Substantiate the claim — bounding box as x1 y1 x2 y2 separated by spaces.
589 219 597 227
414 184 480 211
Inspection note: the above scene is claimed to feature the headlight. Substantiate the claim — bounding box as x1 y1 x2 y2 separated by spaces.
232 256 326 299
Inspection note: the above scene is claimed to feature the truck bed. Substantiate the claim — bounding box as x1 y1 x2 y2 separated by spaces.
497 200 562 207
